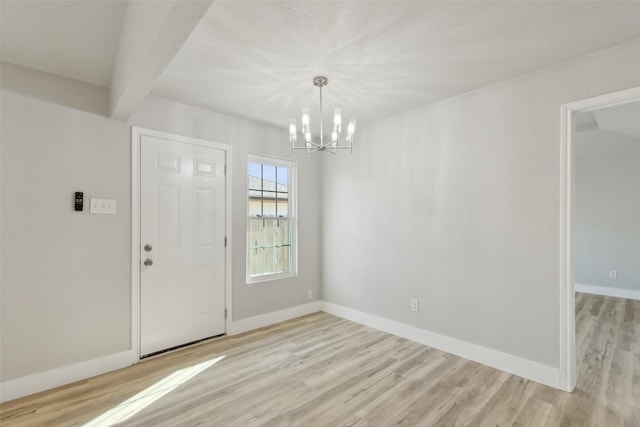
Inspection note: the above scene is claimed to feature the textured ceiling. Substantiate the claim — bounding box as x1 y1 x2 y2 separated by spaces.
151 1 640 132
0 0 127 87
1 1 640 130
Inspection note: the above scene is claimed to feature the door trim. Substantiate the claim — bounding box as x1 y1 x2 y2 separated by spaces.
559 86 640 392
131 127 233 360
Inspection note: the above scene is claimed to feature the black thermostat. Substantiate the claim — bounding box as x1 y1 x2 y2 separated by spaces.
74 192 83 211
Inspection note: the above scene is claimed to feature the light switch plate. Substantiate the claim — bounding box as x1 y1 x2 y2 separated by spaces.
90 198 116 214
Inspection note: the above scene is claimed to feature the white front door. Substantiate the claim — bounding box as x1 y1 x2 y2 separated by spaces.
140 133 226 356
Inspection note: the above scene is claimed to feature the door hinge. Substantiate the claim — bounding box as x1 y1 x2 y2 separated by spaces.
224 164 227 176
224 236 227 247
225 308 228 319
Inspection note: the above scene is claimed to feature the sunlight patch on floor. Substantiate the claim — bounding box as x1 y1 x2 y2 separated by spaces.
83 356 225 427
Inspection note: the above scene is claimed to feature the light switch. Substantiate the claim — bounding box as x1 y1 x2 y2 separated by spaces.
90 198 116 214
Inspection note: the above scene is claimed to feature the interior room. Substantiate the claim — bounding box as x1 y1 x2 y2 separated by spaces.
1 1 639 425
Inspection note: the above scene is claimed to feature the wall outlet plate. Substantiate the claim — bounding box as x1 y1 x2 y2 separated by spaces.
609 270 617 279
307 290 313 300
410 298 419 312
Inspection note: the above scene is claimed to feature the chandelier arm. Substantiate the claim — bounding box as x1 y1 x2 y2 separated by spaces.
293 140 322 149
294 144 321 152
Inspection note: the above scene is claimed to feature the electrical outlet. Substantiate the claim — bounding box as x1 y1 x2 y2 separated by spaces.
410 298 419 312
307 290 313 300
609 270 617 279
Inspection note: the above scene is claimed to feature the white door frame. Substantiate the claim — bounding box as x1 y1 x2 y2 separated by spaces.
131 127 233 359
559 86 640 392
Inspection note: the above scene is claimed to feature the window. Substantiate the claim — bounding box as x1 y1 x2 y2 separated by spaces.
247 155 297 283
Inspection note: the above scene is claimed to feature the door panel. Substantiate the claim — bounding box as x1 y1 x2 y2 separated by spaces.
140 134 226 356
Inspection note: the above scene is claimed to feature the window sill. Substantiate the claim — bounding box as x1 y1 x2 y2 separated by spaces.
246 271 298 285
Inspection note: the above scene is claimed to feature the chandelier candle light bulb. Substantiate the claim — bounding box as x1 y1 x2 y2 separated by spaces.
289 76 356 156
289 119 297 144
346 118 356 144
301 108 310 134
333 108 342 134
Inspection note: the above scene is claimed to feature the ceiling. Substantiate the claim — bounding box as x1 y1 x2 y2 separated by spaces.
576 100 640 139
0 0 127 87
2 1 640 130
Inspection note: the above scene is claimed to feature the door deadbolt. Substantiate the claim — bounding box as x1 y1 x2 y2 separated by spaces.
144 244 152 252
143 258 153 266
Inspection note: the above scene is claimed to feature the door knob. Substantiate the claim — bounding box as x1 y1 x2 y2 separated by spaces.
143 258 153 266
144 244 152 252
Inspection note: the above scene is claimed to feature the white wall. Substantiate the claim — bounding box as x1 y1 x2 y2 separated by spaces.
321 39 640 369
1 61 108 116
1 89 131 381
1 65 321 386
575 128 640 293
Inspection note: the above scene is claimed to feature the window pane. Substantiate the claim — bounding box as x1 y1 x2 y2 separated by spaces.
264 247 277 274
276 193 288 217
262 164 276 185
276 167 288 186
262 192 277 216
278 246 290 272
248 163 263 215
262 219 278 247
248 176 262 192
248 192 262 216
278 219 290 245
248 189 262 198
248 162 262 186
249 218 263 249
276 166 288 217
250 248 265 276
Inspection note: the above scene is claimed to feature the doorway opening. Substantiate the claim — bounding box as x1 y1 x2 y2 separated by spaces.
559 86 640 392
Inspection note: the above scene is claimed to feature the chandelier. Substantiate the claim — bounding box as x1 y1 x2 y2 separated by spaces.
289 76 356 155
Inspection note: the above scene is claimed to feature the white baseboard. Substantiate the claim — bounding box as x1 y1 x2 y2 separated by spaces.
0 349 136 403
1 302 323 403
576 283 640 301
321 302 561 390
228 301 323 336
2 298 566 402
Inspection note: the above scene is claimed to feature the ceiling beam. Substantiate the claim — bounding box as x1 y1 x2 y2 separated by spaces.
109 0 213 121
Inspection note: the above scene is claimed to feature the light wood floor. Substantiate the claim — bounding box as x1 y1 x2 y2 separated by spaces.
1 293 638 426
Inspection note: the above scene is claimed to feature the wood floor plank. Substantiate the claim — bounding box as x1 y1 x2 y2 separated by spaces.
1 293 638 426
511 397 553 427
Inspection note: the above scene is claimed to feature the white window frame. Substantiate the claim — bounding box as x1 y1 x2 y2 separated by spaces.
246 153 298 284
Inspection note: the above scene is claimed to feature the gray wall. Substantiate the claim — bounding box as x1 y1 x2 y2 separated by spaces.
1 66 321 382
575 128 640 291
1 89 131 381
321 39 640 368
